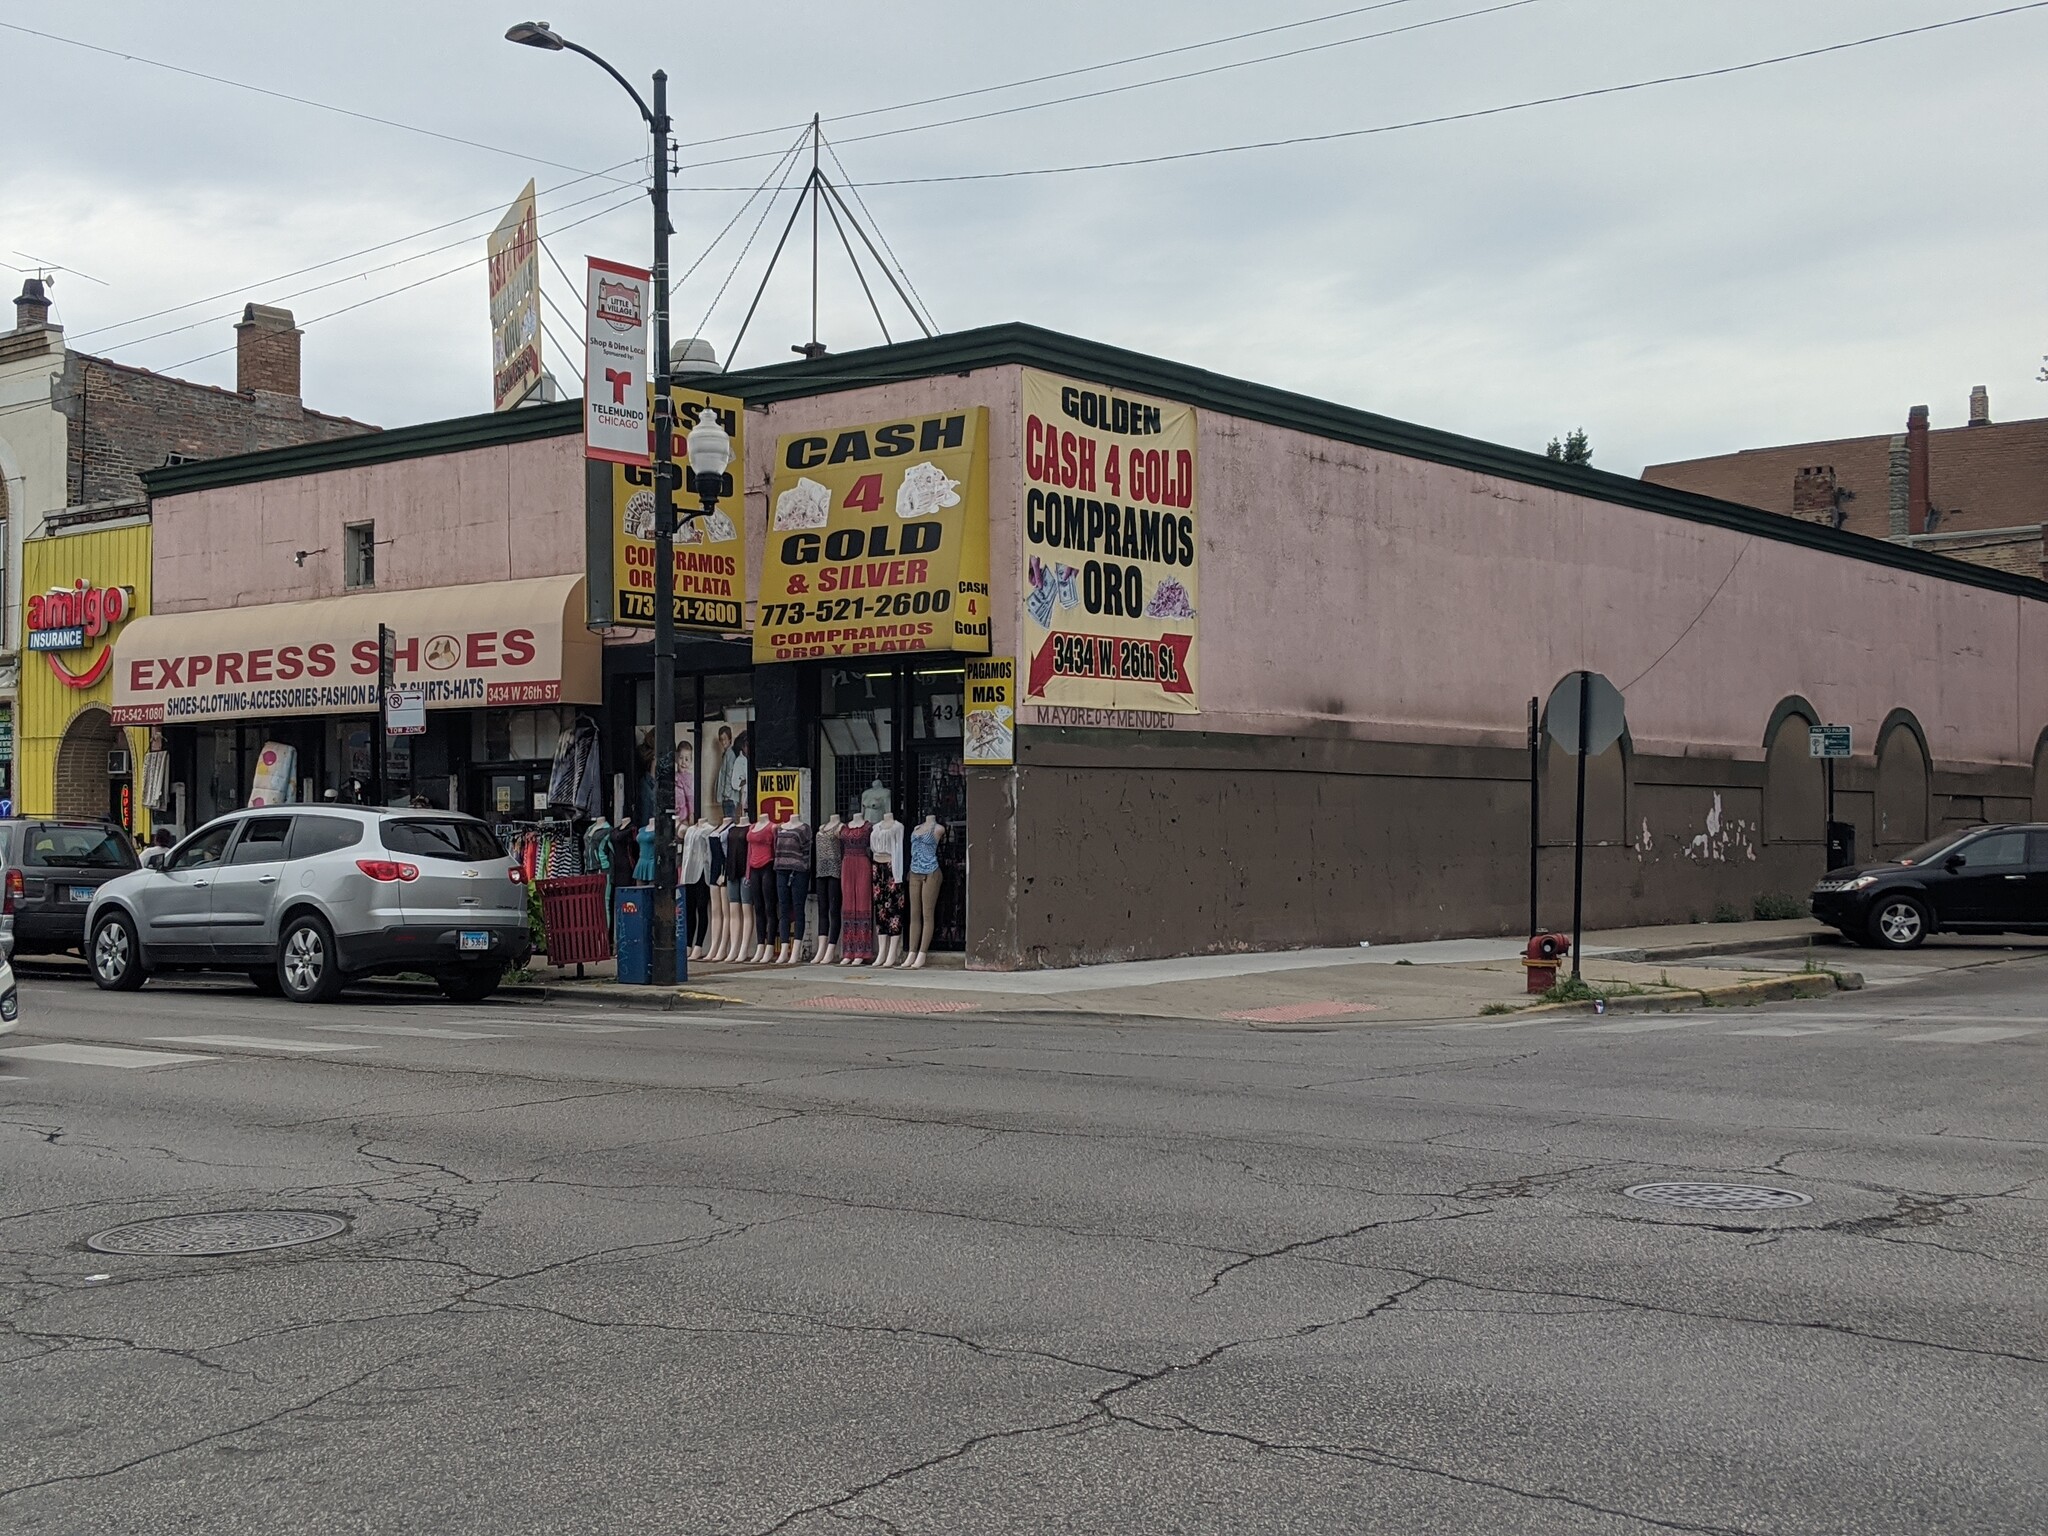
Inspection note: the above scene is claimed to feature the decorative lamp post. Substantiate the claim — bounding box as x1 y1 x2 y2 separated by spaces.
506 21 687 983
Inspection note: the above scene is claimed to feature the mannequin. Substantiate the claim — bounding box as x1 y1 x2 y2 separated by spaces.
720 813 754 962
861 776 892 823
905 814 946 968
810 812 844 964
703 814 730 960
772 814 813 965
746 811 778 963
633 820 656 885
680 815 713 960
870 809 906 968
838 811 876 965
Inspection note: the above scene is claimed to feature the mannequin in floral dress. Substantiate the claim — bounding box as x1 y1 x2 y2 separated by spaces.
838 815 876 965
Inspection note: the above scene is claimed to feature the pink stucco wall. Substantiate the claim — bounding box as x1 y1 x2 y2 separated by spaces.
1181 416 2043 767
153 434 585 613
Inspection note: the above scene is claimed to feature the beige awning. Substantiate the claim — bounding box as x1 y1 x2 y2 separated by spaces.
111 574 599 725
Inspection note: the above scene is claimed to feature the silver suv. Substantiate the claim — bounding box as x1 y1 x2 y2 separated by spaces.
87 808 531 1003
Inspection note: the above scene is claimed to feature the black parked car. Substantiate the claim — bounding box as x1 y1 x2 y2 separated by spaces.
0 819 142 956
1810 824 2048 949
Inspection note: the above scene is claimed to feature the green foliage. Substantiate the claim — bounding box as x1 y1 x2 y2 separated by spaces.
1539 974 1598 1004
1545 427 1593 466
1478 1002 1517 1016
1711 901 1745 924
1752 892 1806 921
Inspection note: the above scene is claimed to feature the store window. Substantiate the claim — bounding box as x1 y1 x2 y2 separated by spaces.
344 521 376 588
632 674 753 825
820 666 896 822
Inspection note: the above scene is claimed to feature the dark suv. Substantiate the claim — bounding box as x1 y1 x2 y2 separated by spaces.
1810 824 2048 949
0 819 141 956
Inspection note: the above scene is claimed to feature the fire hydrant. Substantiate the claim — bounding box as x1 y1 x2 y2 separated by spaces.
1522 932 1572 993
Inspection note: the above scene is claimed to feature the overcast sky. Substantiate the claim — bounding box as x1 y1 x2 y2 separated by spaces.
4 0 2043 472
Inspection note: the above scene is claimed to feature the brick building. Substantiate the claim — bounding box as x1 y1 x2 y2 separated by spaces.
1641 389 2048 580
0 277 375 812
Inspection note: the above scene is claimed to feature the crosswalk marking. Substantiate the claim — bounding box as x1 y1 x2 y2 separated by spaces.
1 1043 216 1070
509 1018 650 1033
148 1035 371 1054
1570 1016 1714 1034
309 1024 512 1040
1895 1026 2042 1044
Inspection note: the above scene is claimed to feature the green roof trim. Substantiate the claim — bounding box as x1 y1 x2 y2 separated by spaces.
140 321 2048 603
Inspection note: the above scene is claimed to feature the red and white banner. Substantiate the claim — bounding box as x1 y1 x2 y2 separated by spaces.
584 257 651 465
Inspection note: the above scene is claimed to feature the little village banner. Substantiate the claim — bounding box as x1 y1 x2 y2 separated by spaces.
1019 369 1199 714
611 388 747 633
754 408 992 662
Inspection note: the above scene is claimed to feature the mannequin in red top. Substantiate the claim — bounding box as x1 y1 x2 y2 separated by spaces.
746 813 778 964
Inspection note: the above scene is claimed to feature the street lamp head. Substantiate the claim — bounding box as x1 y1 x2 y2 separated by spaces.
504 21 566 49
686 413 734 480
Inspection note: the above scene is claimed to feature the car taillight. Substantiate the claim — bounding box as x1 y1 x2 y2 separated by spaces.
356 859 419 883
509 866 525 885
3 869 19 915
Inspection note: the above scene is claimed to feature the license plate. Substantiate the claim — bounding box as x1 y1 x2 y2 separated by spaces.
69 886 94 904
458 931 491 952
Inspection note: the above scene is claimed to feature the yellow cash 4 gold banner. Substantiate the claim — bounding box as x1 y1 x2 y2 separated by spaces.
1020 369 1198 713
612 387 746 633
754 407 991 662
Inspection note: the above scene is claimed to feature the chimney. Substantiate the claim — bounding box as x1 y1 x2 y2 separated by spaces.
1906 405 1931 535
1969 385 1991 427
1792 465 1839 526
235 303 301 399
12 277 53 332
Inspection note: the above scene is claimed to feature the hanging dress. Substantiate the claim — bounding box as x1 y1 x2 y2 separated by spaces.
839 820 876 962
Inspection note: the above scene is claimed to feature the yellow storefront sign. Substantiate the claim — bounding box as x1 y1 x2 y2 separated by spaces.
611 387 747 632
963 657 1015 765
754 408 991 663
19 520 153 832
1020 370 1199 714
754 768 809 825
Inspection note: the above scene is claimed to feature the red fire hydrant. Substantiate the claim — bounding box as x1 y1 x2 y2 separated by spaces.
1522 932 1571 993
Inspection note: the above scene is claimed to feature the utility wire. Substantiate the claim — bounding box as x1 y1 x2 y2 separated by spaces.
671 0 1439 153
681 0 1546 174
151 194 645 375
84 181 638 358
0 19 636 182
68 156 644 346
696 141 812 342
817 1 2048 187
822 135 936 334
1618 538 1752 693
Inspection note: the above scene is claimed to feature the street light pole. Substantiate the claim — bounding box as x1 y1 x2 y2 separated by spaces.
506 24 682 983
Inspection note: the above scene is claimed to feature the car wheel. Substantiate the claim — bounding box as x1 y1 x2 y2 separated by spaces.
247 969 284 996
437 965 504 1004
277 914 344 1003
89 911 147 991
1869 894 1931 950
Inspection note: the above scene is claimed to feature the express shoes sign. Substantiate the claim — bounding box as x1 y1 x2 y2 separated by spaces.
28 580 136 688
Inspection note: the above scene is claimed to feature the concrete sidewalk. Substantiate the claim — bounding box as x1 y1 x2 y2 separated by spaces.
514 917 1876 1025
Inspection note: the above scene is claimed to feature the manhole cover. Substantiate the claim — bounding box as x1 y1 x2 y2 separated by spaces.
85 1211 348 1256
1623 1182 1812 1212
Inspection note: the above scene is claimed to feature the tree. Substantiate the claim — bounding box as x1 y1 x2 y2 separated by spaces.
1545 428 1592 466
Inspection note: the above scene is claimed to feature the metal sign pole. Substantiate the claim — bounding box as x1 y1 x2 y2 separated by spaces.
373 623 394 807
1527 694 1540 937
1570 669 1590 979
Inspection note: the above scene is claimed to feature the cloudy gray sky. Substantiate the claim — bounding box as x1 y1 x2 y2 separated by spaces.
4 0 2043 471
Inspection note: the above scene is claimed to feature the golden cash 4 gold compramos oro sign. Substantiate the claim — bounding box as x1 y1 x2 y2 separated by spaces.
754 408 991 662
612 388 747 632
1020 370 1198 713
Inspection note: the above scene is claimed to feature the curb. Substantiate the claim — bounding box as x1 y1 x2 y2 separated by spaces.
1613 934 1846 963
1510 971 1843 1019
356 978 741 1011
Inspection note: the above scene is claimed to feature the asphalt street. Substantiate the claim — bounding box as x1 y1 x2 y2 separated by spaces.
1 952 2042 1534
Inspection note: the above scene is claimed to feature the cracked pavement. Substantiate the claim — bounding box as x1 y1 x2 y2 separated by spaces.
1 956 2043 1533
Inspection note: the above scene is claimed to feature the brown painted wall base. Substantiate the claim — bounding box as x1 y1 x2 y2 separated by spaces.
963 727 2033 970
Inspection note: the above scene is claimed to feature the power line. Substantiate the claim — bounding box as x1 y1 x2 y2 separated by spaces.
67 156 644 346
687 0 1547 175
151 194 646 376
0 19 635 182
82 181 639 358
670 0 1440 154
822 136 936 334
820 1 2048 187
